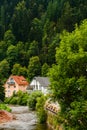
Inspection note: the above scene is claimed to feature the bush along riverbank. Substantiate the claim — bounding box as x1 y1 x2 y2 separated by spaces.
0 104 11 112
4 90 63 130
27 91 63 130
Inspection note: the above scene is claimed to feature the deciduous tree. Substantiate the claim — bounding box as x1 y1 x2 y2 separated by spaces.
28 56 41 80
49 20 87 130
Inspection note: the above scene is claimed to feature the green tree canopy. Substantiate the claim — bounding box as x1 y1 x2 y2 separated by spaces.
6 45 18 67
11 63 21 75
0 81 5 102
27 40 39 58
12 63 27 77
49 19 87 130
29 18 43 43
4 30 16 45
0 41 7 61
11 0 30 42
28 56 41 80
41 63 50 77
0 59 10 82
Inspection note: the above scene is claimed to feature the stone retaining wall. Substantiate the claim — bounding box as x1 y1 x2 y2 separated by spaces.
45 101 63 130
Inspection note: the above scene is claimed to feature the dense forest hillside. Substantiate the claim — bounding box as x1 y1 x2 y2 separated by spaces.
0 0 87 82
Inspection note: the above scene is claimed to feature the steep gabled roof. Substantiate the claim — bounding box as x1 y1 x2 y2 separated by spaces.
33 76 50 87
10 75 29 86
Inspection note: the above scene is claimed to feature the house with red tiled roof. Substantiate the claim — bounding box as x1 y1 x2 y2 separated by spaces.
4 75 29 97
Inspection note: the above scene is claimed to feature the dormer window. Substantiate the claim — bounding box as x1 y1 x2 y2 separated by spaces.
10 78 14 82
7 77 15 85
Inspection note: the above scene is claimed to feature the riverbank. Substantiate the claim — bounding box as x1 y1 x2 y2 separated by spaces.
0 106 49 130
0 110 13 123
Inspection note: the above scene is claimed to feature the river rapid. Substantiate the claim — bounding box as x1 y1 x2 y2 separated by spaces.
0 106 49 130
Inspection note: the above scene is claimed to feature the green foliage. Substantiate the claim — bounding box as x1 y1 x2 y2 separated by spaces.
36 95 47 123
4 97 13 104
27 91 43 110
9 97 18 105
4 91 29 106
4 30 16 45
46 0 60 22
17 92 29 105
6 45 18 67
16 41 28 66
0 59 10 81
28 56 41 80
0 41 8 61
11 1 30 42
0 1 86 128
67 101 87 130
27 41 39 58
12 63 27 77
0 0 87 83
49 20 87 129
41 63 50 76
0 104 11 112
29 18 43 43
11 63 21 75
0 81 5 101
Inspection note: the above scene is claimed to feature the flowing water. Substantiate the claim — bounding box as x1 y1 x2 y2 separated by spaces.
0 106 49 130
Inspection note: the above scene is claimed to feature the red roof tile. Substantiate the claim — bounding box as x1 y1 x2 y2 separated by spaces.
10 75 29 86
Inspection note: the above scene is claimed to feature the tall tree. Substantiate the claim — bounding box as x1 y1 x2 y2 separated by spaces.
16 41 28 66
49 20 87 130
0 59 10 81
0 81 5 102
29 18 43 43
0 41 7 61
41 63 50 76
6 45 18 68
27 40 39 58
12 63 27 77
28 56 41 80
11 0 30 42
4 30 16 45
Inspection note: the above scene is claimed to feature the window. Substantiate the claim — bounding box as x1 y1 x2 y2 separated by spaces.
8 86 10 88
8 90 10 93
14 86 16 88
7 78 15 84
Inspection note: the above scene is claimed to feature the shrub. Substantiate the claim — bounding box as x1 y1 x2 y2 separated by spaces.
4 91 29 106
36 95 47 123
0 104 11 112
9 97 18 104
4 97 12 104
27 91 43 110
17 92 29 105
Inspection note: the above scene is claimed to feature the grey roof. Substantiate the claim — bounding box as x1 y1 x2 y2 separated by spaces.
34 77 50 87
26 77 50 90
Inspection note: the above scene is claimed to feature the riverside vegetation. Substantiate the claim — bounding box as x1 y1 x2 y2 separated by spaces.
0 104 11 112
0 0 87 130
2 20 87 130
4 90 48 124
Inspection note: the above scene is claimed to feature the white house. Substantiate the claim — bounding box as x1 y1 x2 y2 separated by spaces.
27 77 50 94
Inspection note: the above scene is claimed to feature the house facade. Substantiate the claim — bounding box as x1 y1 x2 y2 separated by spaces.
4 75 29 97
27 77 50 94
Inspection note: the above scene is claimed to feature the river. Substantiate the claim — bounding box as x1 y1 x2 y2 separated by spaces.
0 106 50 130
